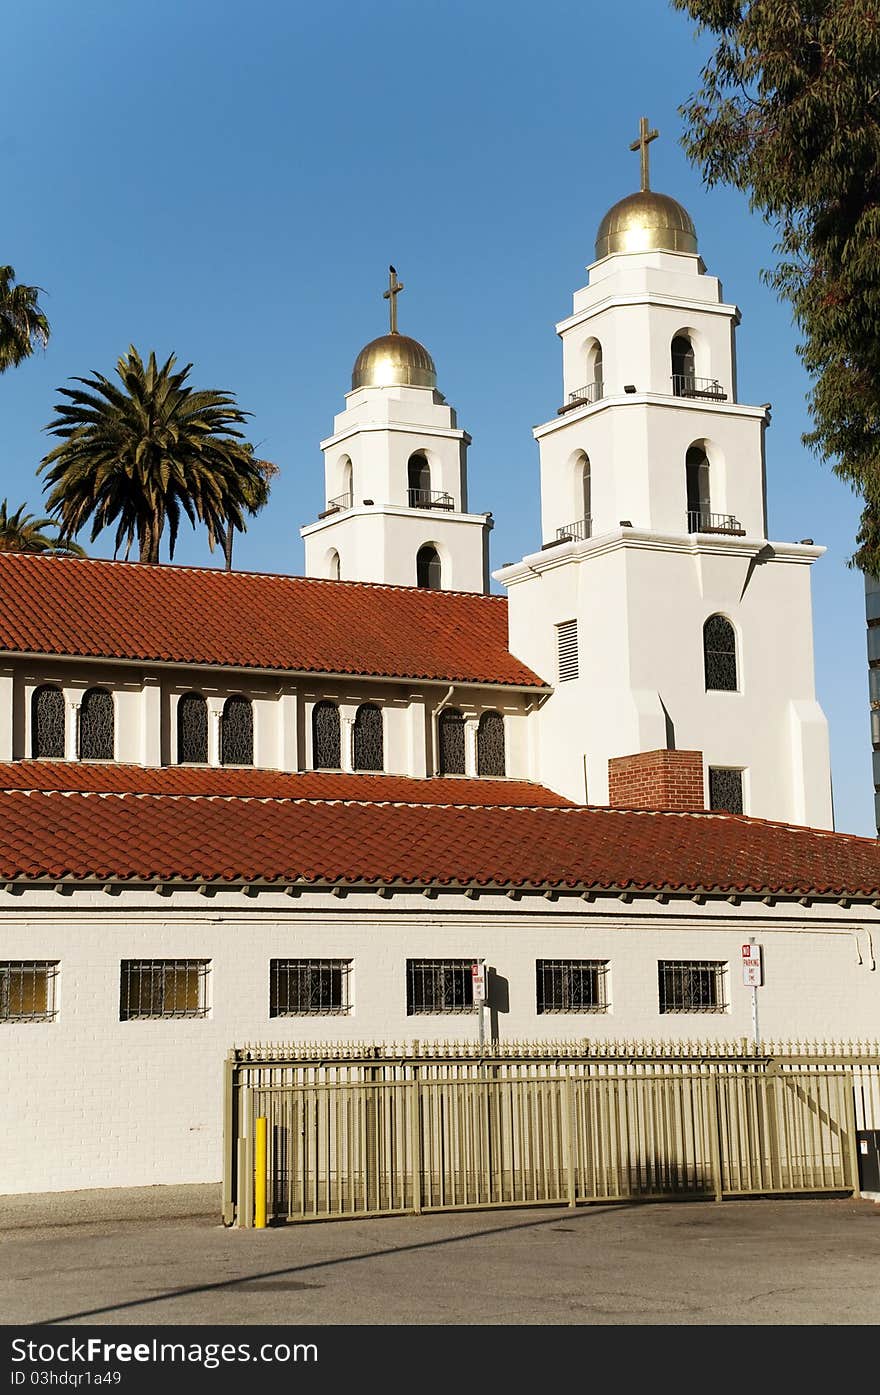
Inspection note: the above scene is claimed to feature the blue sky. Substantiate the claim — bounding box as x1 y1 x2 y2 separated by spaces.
1 0 872 835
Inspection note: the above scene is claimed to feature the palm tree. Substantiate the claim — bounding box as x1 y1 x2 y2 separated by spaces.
39 347 265 564
0 266 50 372
0 499 84 555
223 445 279 570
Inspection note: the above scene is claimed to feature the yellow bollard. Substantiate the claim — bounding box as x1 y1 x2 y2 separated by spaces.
254 1115 268 1229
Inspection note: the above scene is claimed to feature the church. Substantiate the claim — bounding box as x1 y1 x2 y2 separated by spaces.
1 125 879 1195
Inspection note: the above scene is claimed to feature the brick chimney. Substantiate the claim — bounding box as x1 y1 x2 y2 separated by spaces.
608 750 705 811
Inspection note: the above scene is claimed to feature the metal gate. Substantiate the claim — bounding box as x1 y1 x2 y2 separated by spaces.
222 1042 879 1226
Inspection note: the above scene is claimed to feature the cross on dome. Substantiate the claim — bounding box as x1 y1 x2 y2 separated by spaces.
629 116 659 193
384 265 404 335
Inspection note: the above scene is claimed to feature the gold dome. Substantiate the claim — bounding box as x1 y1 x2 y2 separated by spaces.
352 332 437 390
595 190 697 259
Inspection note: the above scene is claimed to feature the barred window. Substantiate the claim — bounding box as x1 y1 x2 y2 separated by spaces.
78 687 114 760
220 695 253 766
120 960 209 1020
708 767 743 814
407 959 475 1015
270 960 352 1016
658 960 727 1014
32 685 65 759
438 708 465 775
703 615 737 691
557 619 578 681
0 961 58 1022
477 710 505 777
536 960 608 1013
312 700 341 769
353 703 383 771
177 692 208 764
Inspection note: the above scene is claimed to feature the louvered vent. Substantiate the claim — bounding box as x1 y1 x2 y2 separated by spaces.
556 619 579 682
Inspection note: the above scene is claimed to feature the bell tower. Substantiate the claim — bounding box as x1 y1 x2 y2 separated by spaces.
301 268 492 593
496 120 833 830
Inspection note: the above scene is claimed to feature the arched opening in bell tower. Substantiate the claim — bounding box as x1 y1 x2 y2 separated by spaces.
587 341 603 401
671 335 696 396
408 452 432 508
416 544 442 589
686 444 711 531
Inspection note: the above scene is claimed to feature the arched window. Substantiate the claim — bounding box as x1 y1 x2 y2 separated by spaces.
438 708 465 775
341 457 353 505
328 549 341 580
408 452 431 508
78 688 114 761
588 342 603 399
581 455 592 533
477 711 506 777
312 700 341 770
417 545 442 589
177 692 208 764
703 615 738 691
32 685 65 759
672 335 696 395
686 445 711 531
220 695 253 766
353 703 383 771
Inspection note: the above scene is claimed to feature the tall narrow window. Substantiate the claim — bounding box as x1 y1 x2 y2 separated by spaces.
672 335 696 395
703 615 737 691
220 695 253 766
32 685 64 759
589 342 603 397
312 700 341 769
328 549 341 580
438 708 465 775
708 767 743 814
177 692 208 764
408 452 431 507
353 703 383 771
78 688 114 761
417 545 442 589
686 446 711 531
477 711 505 777
581 456 592 533
556 620 578 682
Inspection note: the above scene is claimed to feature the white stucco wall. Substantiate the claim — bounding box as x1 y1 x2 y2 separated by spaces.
1 886 877 1193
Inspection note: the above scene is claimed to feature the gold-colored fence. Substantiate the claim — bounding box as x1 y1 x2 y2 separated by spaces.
222 1041 880 1226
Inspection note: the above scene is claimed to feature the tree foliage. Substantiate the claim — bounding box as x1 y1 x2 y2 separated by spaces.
672 0 880 569
40 347 267 565
0 265 50 373
0 499 84 556
223 443 280 571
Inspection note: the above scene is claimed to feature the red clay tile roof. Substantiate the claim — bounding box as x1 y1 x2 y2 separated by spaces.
0 780 878 898
0 762 572 807
0 553 545 687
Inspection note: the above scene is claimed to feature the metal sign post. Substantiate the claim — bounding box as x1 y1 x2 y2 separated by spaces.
742 942 763 1048
472 961 486 1048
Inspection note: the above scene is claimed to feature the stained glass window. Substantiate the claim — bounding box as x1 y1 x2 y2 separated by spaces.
220 695 253 766
477 711 505 777
416 545 441 589
353 703 383 771
438 708 465 775
32 685 64 759
312 701 341 769
704 615 737 691
708 767 743 814
79 688 114 761
177 692 208 764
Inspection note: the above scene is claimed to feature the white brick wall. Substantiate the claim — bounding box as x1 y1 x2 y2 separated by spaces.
1 886 878 1194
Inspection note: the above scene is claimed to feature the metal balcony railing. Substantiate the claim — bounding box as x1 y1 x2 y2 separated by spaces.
672 374 727 401
687 510 745 535
555 515 593 543
408 488 455 510
568 380 603 408
320 491 353 517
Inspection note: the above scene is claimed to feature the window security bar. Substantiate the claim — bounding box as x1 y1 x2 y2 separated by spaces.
407 488 455 510
672 374 727 401
687 511 744 536
555 515 592 543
